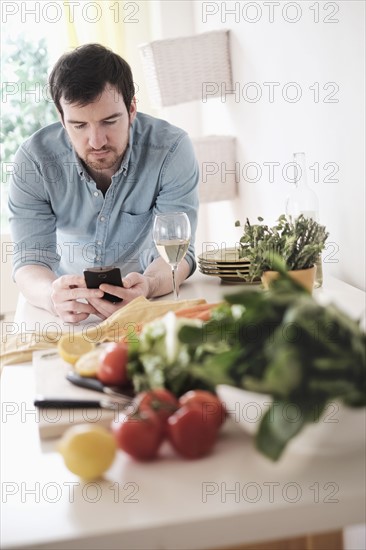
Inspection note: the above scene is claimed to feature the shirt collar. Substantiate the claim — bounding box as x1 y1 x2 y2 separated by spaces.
68 148 88 180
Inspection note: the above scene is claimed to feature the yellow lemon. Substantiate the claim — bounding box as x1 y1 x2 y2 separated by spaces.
58 333 95 365
74 347 104 377
58 425 117 480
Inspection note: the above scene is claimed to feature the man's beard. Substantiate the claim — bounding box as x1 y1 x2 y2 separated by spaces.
83 148 123 172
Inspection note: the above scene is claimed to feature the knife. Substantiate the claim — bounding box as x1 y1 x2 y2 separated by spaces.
33 396 125 410
66 371 134 405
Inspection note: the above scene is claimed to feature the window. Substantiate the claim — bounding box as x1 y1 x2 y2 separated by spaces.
1 8 66 233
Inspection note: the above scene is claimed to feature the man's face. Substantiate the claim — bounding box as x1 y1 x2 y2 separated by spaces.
60 85 136 174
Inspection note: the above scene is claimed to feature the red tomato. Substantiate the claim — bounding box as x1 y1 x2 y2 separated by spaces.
167 405 219 459
97 342 129 386
112 409 164 461
136 389 179 423
179 390 226 430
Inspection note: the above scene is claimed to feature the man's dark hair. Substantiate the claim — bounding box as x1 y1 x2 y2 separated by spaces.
49 43 135 118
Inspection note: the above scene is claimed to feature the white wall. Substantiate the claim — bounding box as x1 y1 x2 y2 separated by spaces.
145 1 365 289
189 0 365 289
147 1 365 290
144 1 202 136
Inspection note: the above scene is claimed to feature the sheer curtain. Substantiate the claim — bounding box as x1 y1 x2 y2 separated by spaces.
63 0 125 54
62 1 154 114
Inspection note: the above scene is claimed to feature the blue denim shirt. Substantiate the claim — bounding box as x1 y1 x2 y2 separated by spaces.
8 113 199 278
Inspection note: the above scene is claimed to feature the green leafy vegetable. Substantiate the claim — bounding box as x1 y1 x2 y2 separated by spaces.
183 275 365 459
127 274 365 461
127 312 217 396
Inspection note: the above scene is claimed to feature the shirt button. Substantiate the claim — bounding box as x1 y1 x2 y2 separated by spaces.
100 216 105 222
95 256 101 261
94 191 99 197
97 241 102 246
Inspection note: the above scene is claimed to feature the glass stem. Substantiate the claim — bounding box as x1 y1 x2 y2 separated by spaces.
172 266 179 300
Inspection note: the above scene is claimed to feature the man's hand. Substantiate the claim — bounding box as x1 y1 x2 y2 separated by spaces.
50 274 104 323
14 265 106 323
87 257 191 319
14 258 191 322
87 272 152 319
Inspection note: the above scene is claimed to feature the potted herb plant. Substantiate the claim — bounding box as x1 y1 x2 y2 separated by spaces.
235 214 329 292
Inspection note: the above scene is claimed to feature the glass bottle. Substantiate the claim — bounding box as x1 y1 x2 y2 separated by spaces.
285 152 323 288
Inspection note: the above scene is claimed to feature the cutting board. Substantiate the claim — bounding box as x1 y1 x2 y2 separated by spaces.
32 350 117 440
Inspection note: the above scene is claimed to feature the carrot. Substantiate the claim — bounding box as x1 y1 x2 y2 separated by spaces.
175 302 222 320
194 310 213 321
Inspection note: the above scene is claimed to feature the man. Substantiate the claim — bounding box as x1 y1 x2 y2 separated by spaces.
8 43 199 323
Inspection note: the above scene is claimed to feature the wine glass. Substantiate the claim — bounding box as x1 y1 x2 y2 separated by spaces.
153 212 191 300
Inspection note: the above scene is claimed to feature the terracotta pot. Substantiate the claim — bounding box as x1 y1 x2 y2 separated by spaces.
261 265 317 293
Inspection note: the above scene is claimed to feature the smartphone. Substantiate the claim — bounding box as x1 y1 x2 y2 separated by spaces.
83 266 123 303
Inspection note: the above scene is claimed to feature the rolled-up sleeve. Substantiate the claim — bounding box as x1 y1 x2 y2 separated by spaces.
8 145 60 277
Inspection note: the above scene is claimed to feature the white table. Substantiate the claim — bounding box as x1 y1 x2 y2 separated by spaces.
13 271 366 330
1 273 365 550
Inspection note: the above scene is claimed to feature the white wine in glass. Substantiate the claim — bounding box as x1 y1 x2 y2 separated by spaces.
153 212 191 300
